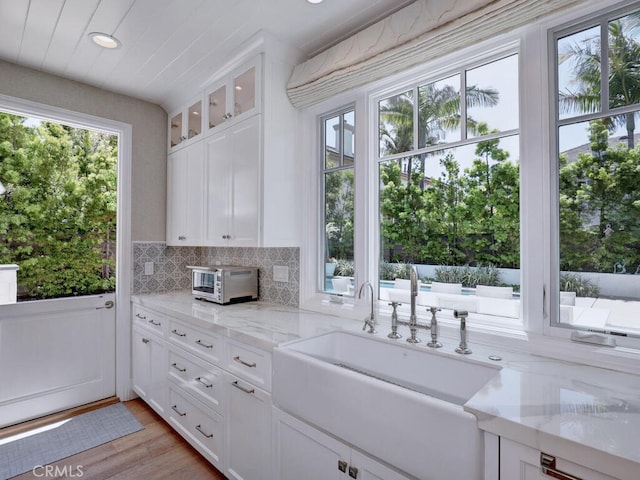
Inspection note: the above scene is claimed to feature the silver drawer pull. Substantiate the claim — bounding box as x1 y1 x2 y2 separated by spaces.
135 313 146 320
171 329 186 337
171 363 186 373
195 424 213 439
231 380 255 395
171 405 186 417
148 319 161 326
233 356 256 368
541 453 582 480
195 339 213 349
196 376 213 388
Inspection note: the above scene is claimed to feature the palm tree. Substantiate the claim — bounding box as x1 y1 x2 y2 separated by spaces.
559 13 640 148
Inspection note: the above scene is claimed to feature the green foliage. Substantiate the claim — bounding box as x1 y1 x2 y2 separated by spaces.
559 273 600 297
379 261 414 281
434 264 502 288
333 259 354 277
0 113 117 300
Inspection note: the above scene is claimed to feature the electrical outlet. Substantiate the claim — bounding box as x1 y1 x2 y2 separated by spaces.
144 261 154 275
273 265 289 283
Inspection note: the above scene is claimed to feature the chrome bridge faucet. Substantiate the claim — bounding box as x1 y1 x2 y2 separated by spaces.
427 306 442 348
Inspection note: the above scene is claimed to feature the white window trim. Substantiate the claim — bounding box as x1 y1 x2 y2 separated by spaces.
299 0 640 375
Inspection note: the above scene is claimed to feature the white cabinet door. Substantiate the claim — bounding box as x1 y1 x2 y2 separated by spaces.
132 325 167 417
273 408 412 480
500 438 619 480
166 139 205 245
205 115 260 246
225 372 272 480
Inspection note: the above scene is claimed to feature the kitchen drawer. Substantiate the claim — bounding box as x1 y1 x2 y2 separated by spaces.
168 319 222 364
168 385 224 469
226 339 271 391
168 346 224 415
133 305 166 336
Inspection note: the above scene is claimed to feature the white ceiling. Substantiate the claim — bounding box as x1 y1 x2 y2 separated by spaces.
0 0 414 112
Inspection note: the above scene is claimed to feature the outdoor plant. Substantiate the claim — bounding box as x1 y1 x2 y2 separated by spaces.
559 273 600 297
434 264 502 288
334 259 354 277
379 261 413 280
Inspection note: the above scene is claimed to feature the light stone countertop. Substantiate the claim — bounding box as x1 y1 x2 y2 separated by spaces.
132 291 640 478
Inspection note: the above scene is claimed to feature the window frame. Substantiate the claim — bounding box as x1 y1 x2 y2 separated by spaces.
546 2 640 349
300 0 640 373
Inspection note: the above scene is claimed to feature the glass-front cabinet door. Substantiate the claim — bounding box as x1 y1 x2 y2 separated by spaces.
169 95 203 151
206 55 261 133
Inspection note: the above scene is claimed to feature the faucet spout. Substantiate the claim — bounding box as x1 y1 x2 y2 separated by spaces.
358 281 376 334
409 265 418 325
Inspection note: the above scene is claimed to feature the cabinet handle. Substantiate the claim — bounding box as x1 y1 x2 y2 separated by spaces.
195 339 213 349
196 376 213 388
171 363 186 373
142 338 150 344
233 356 256 368
135 313 146 320
540 453 582 480
178 235 186 241
148 319 161 326
171 405 186 417
348 466 358 479
231 380 255 395
171 329 187 337
195 424 214 439
338 460 348 473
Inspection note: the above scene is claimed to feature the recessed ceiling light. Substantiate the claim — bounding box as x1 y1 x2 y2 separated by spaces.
89 32 120 49
307 0 323 4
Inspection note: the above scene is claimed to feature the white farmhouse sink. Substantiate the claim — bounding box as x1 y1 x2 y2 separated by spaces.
272 330 501 480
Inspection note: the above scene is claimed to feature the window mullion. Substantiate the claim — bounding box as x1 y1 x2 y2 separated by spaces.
460 68 468 140
600 20 609 114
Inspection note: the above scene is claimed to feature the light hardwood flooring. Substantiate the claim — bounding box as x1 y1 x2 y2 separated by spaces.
4 399 227 479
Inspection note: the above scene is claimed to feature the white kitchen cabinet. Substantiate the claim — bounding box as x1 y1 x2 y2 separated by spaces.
226 372 272 480
204 114 260 246
206 56 261 133
132 324 167 417
273 408 413 480
168 383 225 469
166 139 205 245
500 438 619 480
169 95 203 151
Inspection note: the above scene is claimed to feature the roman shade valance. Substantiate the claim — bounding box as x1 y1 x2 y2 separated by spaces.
286 0 584 108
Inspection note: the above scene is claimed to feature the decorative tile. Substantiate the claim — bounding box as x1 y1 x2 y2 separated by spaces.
132 242 300 306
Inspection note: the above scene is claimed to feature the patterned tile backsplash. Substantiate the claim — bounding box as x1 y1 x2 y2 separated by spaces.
132 242 300 307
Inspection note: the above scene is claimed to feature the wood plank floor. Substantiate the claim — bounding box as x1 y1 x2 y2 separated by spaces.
8 399 227 480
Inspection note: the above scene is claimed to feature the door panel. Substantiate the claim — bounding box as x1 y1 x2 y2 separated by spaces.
0 293 115 427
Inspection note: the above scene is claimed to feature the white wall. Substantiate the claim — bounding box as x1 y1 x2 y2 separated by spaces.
0 60 167 242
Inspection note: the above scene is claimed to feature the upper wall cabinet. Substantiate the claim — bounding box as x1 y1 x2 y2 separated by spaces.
206 56 261 133
169 96 203 152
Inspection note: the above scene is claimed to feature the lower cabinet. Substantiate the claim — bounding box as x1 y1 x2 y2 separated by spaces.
273 408 412 480
132 324 167 417
500 438 619 480
226 372 272 480
168 384 225 469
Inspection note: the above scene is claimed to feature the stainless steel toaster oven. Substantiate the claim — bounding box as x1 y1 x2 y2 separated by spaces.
189 265 258 304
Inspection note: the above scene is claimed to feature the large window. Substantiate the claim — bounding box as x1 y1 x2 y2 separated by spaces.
554 7 640 336
321 108 355 295
376 54 521 323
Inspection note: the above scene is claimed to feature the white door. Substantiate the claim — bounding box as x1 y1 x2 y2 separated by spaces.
0 293 115 427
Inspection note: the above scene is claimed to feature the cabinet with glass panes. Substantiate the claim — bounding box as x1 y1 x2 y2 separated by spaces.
168 94 203 152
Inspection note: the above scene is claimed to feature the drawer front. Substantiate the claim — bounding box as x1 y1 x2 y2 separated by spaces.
168 347 224 414
226 340 271 391
168 386 224 468
168 319 222 364
133 305 166 336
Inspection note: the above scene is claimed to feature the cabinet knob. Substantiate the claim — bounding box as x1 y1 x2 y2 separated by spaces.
142 338 150 344
178 235 186 240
